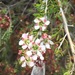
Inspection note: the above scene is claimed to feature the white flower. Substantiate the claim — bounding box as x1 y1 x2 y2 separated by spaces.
26 51 32 56
34 18 40 23
45 43 51 49
22 45 27 49
41 26 46 31
32 55 38 60
45 21 50 25
21 62 26 67
22 33 28 39
19 40 24 45
34 25 40 30
49 40 54 45
37 51 42 57
35 38 41 44
40 55 44 60
28 62 35 67
20 56 25 62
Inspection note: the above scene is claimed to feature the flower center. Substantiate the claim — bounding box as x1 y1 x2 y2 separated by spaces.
33 45 39 50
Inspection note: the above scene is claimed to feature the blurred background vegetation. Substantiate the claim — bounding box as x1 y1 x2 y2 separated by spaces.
0 0 75 75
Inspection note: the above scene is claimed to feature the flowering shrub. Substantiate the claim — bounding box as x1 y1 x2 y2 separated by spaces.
19 17 54 68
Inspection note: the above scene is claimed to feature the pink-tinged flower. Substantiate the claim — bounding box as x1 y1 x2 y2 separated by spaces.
22 45 27 49
26 51 32 56
29 35 33 41
40 17 50 25
42 33 48 39
28 62 35 67
21 62 26 67
19 40 24 45
45 43 51 49
20 56 25 62
45 20 50 25
22 33 28 39
32 55 38 60
18 50 22 55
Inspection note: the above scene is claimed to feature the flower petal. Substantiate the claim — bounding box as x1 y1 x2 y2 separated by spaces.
34 25 40 30
19 40 24 45
35 38 41 44
32 55 37 60
21 62 26 67
22 45 27 49
40 55 44 60
20 56 25 62
45 43 51 49
49 40 54 45
26 51 32 56
41 26 46 31
28 62 34 67
37 51 42 57
34 18 40 23
45 21 50 25
22 33 28 39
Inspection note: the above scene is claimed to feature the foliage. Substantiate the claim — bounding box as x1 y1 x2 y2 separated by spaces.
0 0 75 75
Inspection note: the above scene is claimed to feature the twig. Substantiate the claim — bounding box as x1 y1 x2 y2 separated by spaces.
58 34 67 50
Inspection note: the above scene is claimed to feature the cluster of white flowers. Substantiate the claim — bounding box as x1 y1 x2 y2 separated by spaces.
34 17 50 31
19 17 54 68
